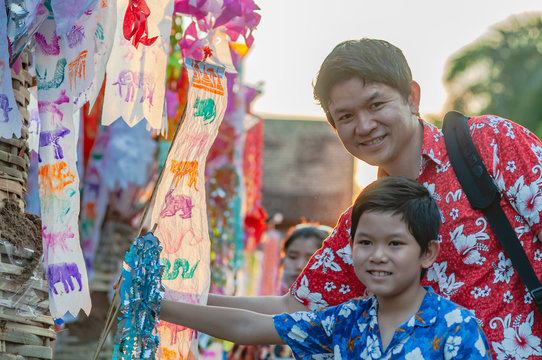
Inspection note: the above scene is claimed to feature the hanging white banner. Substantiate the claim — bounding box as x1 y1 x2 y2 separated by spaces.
150 58 227 359
101 0 174 129
35 14 91 320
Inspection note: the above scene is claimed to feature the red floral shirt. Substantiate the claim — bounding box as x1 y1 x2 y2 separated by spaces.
290 116 542 359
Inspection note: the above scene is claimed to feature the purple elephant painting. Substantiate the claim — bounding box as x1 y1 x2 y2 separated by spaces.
112 70 155 106
47 262 82 295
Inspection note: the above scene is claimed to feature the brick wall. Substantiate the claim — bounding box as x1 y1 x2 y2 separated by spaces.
262 117 355 231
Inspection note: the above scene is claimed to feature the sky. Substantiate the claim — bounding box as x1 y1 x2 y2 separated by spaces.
244 0 541 118
242 0 542 186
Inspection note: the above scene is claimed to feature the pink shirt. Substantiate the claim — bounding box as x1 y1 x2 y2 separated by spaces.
290 115 542 359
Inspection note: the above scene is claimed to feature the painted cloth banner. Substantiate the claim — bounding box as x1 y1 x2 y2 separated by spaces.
79 125 110 274
35 14 90 320
150 58 227 359
59 6 98 110
80 120 156 275
50 0 98 36
101 0 174 129
0 0 23 137
86 0 116 109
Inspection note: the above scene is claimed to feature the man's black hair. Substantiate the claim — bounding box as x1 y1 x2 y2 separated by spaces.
313 38 413 127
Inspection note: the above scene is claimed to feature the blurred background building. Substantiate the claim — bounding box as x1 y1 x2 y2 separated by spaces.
261 116 356 232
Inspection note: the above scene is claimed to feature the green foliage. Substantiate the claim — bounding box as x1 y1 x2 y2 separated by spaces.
444 13 542 136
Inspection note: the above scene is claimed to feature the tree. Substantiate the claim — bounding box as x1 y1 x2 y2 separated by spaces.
444 13 542 136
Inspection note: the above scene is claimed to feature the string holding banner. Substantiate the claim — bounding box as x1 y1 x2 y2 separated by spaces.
149 58 227 359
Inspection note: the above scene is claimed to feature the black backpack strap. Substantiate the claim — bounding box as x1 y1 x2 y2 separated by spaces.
442 110 542 314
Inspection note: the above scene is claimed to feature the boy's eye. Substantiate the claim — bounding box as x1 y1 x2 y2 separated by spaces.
357 239 371 245
389 241 402 246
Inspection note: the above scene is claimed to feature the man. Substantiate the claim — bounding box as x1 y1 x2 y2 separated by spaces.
209 38 542 358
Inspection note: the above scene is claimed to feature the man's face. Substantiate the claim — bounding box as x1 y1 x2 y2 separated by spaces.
328 78 420 173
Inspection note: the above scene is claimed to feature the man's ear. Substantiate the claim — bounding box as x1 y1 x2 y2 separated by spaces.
421 240 439 270
408 81 421 114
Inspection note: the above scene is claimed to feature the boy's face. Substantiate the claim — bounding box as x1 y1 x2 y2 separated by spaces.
328 78 421 173
351 211 436 301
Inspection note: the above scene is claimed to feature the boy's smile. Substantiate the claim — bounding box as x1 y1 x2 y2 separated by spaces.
351 211 436 304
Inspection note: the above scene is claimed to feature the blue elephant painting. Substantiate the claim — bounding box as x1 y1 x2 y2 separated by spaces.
47 262 83 295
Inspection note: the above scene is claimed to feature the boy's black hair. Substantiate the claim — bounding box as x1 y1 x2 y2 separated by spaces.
350 176 441 278
313 38 413 128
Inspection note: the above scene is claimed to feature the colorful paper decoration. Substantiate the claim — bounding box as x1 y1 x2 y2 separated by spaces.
35 10 91 320
101 0 174 129
50 0 98 36
79 124 110 274
150 58 227 359
6 0 48 66
122 0 158 48
113 230 164 359
86 0 117 110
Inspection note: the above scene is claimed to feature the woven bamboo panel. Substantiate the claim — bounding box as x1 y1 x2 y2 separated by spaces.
10 49 33 128
0 242 55 360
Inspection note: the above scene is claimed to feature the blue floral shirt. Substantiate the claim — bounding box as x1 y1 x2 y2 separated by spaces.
273 287 492 359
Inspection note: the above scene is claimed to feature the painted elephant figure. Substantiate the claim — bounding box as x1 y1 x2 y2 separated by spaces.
0 94 13 123
38 125 70 162
113 70 155 106
36 58 67 90
47 262 82 295
160 188 194 219
162 258 199 280
193 97 216 124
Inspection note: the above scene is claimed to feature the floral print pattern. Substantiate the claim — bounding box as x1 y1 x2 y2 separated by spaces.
275 287 491 359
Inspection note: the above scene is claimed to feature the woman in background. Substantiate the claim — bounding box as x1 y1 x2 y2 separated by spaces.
228 223 332 360
278 224 332 294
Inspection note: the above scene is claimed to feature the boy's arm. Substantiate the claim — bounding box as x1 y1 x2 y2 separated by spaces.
160 300 285 345
207 292 307 314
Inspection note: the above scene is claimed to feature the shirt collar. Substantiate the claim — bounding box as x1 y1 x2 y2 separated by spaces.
420 120 444 167
410 286 440 328
367 286 440 331
377 120 444 178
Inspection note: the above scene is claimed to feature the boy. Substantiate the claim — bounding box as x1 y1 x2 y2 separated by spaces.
162 176 491 359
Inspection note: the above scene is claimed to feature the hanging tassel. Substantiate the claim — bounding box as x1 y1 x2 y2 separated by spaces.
122 0 158 49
